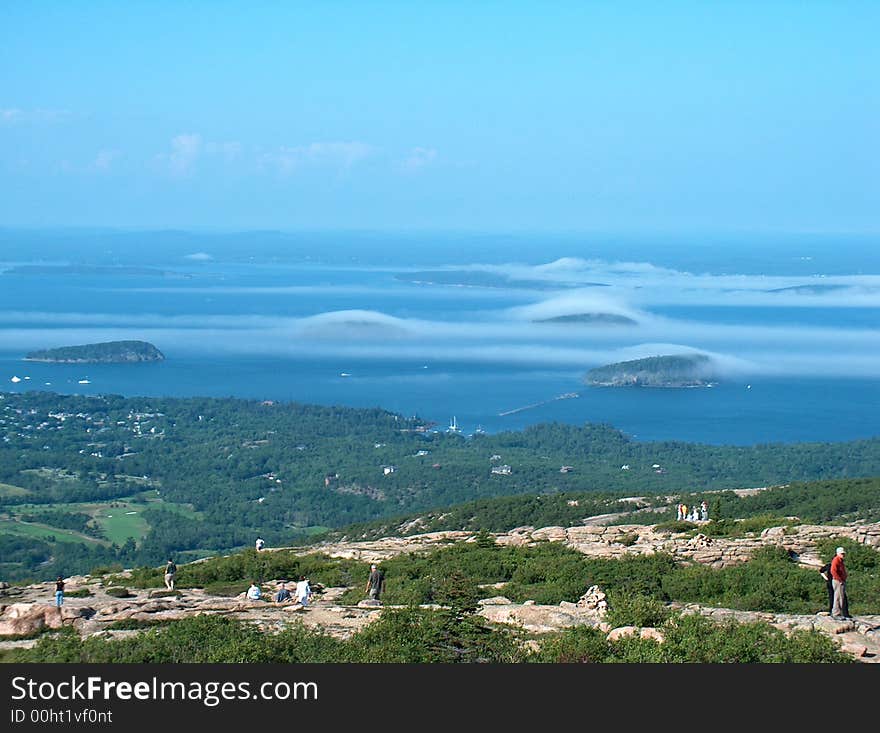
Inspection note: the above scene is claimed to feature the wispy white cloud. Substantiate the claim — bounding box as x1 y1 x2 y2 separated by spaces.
0 108 73 125
265 141 374 174
184 252 213 262
401 146 437 171
204 140 242 162
161 133 202 176
92 149 120 172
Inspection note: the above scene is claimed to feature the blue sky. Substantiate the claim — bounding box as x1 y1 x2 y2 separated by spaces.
1 1 877 231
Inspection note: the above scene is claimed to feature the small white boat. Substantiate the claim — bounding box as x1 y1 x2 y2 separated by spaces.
10 376 21 383
340 372 351 377
78 379 91 384
447 416 461 433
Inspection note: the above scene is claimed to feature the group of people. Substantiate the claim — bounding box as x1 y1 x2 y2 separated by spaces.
241 575 314 605
676 500 709 522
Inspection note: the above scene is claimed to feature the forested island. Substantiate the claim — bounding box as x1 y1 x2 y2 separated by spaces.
534 313 637 326
586 354 716 387
2 390 880 580
24 341 165 364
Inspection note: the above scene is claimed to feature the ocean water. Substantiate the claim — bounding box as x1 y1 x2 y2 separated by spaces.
0 229 878 445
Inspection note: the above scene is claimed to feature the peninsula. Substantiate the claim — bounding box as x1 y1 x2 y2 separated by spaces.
585 354 716 388
24 340 165 364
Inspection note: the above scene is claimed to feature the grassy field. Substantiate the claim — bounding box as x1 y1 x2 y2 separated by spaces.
96 507 150 545
4 492 202 546
0 482 30 498
0 516 105 544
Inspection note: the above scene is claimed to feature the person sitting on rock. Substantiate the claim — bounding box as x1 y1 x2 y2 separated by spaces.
274 582 292 604
246 581 262 601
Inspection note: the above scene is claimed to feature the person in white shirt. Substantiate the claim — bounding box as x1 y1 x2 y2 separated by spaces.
295 575 311 607
246 581 262 600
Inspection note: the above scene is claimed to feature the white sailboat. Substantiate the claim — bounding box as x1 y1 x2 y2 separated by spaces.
447 416 461 433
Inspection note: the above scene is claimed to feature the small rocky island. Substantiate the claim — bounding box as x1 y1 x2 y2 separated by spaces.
585 354 716 388
25 340 165 364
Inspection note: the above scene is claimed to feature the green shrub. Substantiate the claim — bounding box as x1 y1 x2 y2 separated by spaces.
531 626 609 663
65 588 93 598
90 563 124 576
616 532 638 547
104 587 133 598
605 591 670 628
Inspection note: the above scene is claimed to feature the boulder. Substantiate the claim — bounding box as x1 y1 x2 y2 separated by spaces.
0 603 93 637
478 597 512 606
607 626 638 642
639 627 665 644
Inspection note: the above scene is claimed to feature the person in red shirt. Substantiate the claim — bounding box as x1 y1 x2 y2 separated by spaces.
830 547 851 620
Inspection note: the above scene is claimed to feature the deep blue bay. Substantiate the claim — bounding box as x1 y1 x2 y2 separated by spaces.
1 230 878 446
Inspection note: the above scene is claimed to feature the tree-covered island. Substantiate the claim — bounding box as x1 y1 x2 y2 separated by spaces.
586 354 716 388
24 341 165 364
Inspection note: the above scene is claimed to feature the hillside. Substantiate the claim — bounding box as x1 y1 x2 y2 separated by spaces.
3 390 880 581
24 340 165 363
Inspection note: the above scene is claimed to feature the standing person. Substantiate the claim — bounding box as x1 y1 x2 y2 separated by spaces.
819 562 835 615
295 575 312 607
676 503 684 521
681 504 688 523
700 501 708 521
830 546 851 620
164 558 177 590
54 576 65 608
365 564 385 602
255 537 265 552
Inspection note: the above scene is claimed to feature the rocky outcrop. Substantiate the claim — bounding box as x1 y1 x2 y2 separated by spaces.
3 518 880 662
0 603 95 637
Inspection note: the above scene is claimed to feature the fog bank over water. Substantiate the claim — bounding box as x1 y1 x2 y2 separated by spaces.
0 231 877 442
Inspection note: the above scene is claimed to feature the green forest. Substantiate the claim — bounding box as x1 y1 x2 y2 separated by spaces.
2 390 880 580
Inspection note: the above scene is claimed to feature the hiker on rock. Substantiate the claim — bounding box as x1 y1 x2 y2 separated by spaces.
255 537 265 552
164 558 177 590
54 576 65 608
830 547 851 620
365 563 385 602
247 580 262 601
